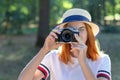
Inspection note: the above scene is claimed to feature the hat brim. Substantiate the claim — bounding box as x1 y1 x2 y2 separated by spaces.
57 21 99 36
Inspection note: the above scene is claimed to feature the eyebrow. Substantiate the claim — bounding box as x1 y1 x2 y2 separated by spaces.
78 26 85 29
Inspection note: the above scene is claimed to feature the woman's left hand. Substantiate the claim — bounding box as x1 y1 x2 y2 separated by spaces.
70 34 87 62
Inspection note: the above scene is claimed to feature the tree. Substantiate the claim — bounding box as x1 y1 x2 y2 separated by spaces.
110 0 116 25
0 0 36 34
36 0 50 47
1 0 11 33
88 0 102 24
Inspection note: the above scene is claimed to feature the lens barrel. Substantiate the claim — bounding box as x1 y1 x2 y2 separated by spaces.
61 29 74 42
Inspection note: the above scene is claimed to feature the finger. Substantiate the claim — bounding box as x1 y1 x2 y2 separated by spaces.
71 44 87 49
52 26 62 34
50 32 58 39
47 35 55 41
52 29 61 34
74 34 84 44
53 25 60 29
70 47 82 53
70 42 78 46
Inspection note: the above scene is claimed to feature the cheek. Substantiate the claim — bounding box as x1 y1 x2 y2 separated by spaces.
79 31 87 43
84 33 87 43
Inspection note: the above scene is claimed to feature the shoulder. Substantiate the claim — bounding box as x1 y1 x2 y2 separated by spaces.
44 50 59 58
96 51 111 66
41 50 59 64
98 52 111 61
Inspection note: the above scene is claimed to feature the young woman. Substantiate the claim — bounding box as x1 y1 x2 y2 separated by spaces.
18 8 111 80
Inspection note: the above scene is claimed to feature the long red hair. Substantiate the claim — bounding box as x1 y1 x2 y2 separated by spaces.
59 23 99 64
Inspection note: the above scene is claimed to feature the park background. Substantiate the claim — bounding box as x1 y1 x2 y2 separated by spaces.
0 0 120 80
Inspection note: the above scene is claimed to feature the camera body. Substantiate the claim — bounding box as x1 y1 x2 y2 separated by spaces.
56 27 79 43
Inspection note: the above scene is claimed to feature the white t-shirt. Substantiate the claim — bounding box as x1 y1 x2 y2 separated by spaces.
38 50 111 80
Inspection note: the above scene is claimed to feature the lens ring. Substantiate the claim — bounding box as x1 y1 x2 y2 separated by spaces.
61 29 74 42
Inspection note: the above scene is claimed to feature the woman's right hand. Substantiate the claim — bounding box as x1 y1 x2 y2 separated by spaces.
42 27 63 52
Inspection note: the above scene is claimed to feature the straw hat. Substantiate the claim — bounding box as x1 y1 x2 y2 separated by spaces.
58 8 99 36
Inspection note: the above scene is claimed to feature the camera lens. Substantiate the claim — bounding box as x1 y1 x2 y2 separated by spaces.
61 29 74 42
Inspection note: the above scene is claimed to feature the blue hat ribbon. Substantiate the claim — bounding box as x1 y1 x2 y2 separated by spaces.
62 15 89 23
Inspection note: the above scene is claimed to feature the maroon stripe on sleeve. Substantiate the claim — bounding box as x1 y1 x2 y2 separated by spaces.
37 66 48 79
97 73 110 80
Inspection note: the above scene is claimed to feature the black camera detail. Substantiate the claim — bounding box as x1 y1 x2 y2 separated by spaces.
56 27 79 43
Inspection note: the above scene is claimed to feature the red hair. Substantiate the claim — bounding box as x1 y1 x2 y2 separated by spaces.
59 23 99 64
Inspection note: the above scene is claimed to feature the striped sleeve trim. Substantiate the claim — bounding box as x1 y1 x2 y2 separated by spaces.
37 64 50 79
98 70 111 75
97 70 111 80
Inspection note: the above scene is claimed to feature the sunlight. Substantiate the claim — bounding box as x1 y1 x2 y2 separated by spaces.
21 6 29 15
105 14 120 20
62 1 73 9
57 18 62 24
10 5 17 11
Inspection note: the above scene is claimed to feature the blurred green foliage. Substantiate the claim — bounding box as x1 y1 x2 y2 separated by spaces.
0 0 120 34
